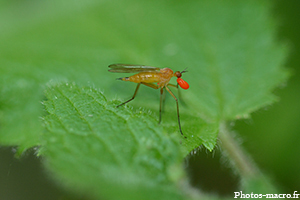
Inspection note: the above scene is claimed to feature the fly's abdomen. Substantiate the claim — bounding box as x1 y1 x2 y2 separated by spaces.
120 72 160 83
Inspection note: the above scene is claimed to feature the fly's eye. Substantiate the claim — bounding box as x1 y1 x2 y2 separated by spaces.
177 78 189 89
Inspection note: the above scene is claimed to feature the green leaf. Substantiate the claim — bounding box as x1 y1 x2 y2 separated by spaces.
0 0 289 198
0 1 288 155
42 83 185 200
0 73 43 154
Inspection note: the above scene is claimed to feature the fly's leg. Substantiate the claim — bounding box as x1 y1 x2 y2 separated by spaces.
117 82 159 107
139 83 163 123
168 83 178 88
168 83 187 107
159 88 163 124
165 86 185 137
116 83 141 108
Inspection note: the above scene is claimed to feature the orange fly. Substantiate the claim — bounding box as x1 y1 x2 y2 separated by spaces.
108 64 189 136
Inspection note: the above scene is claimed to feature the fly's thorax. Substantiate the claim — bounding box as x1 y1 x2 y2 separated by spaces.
160 68 174 75
158 68 174 86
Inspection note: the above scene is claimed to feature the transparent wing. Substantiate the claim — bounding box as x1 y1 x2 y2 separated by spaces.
108 64 160 73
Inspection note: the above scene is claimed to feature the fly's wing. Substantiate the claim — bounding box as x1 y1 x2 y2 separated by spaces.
108 64 160 73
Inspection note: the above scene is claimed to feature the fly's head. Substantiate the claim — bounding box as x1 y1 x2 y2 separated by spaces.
174 68 189 89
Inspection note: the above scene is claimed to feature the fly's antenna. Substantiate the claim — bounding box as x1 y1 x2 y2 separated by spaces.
181 67 188 74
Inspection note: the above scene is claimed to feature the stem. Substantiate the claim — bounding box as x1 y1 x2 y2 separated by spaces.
218 121 259 178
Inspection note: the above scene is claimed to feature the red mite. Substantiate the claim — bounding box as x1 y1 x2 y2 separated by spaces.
108 64 189 136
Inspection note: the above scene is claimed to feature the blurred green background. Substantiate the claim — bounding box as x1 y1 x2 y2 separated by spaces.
0 0 299 199
234 0 300 192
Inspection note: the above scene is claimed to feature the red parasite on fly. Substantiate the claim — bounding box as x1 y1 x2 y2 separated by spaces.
108 64 189 136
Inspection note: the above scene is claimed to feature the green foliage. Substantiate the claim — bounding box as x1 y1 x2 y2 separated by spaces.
42 83 185 200
0 0 289 199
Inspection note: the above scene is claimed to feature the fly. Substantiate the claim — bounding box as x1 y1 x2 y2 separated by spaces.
108 64 189 136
